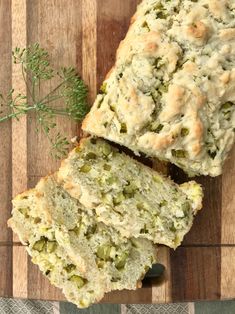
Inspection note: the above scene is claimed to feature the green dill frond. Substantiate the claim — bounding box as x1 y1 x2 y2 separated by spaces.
13 43 54 81
58 67 89 122
0 43 89 159
50 132 70 160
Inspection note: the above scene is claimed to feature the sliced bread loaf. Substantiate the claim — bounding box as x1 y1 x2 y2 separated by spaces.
8 175 156 308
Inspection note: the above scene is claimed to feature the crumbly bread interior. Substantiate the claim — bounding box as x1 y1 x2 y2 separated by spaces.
36 175 156 290
8 175 156 308
58 138 203 248
9 189 107 307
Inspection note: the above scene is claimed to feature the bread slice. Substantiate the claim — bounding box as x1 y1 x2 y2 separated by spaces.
58 137 203 249
82 0 235 177
36 175 156 290
8 189 108 307
8 175 156 308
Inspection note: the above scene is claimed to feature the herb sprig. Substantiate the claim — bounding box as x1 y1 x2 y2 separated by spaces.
0 43 89 159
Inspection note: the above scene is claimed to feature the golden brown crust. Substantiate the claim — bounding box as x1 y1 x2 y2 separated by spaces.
220 72 231 85
160 85 185 121
130 12 137 25
208 0 228 19
187 21 209 41
219 29 235 41
81 114 90 132
143 133 174 151
105 66 115 81
136 281 142 289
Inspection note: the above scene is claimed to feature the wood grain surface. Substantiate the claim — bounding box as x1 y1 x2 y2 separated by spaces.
0 0 12 298
0 0 235 304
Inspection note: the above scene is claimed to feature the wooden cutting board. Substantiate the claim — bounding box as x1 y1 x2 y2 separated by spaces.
0 0 235 304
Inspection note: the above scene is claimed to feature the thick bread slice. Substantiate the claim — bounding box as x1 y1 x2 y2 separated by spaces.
35 175 156 291
8 189 108 307
8 176 156 308
82 0 235 177
58 138 203 249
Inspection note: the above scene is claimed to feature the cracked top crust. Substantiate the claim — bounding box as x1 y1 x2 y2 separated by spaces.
83 0 235 176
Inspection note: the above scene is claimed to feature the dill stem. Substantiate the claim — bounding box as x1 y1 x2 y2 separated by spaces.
52 109 69 116
0 105 35 122
39 80 65 104
40 94 62 105
21 64 34 102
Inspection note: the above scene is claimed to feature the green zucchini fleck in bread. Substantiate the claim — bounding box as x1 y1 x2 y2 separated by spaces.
8 175 156 308
82 0 235 177
58 137 203 249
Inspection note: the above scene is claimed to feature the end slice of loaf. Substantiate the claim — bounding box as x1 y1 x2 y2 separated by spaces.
58 137 203 249
82 0 235 177
8 174 156 308
8 189 108 307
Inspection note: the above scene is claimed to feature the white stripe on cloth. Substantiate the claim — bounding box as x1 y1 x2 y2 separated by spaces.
52 301 60 314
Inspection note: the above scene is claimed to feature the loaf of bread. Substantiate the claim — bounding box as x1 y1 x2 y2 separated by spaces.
82 0 235 177
58 137 203 249
8 174 156 308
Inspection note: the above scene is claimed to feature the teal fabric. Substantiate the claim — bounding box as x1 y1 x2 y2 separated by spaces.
0 298 53 314
124 304 189 314
59 303 190 314
195 300 235 314
60 303 120 314
1 298 235 314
